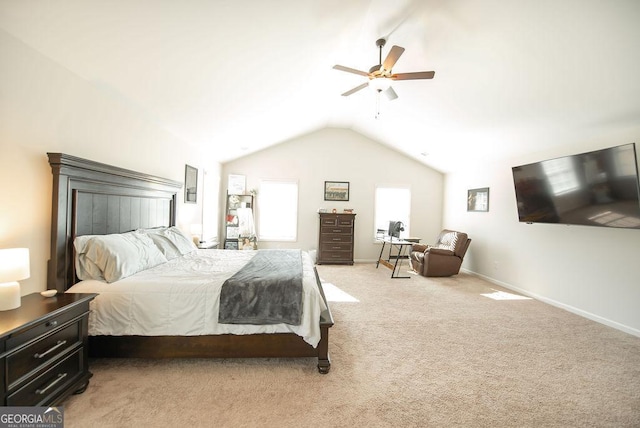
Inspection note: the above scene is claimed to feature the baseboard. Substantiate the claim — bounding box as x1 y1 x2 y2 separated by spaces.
461 268 640 338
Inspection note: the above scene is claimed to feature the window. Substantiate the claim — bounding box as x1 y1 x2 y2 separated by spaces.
258 180 298 241
374 186 411 238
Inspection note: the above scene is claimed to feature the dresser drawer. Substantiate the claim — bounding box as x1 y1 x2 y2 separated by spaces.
321 226 352 235
7 320 82 387
320 217 338 226
321 242 352 252
7 349 83 406
336 217 354 227
321 251 352 261
321 234 353 243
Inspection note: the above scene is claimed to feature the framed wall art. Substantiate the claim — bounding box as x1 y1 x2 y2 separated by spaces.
467 187 489 212
324 181 349 201
185 164 198 203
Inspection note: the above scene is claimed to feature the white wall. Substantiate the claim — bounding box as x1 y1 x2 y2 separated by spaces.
221 128 444 261
443 138 640 336
0 30 220 295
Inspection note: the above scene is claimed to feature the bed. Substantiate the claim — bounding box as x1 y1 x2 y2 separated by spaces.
47 153 333 373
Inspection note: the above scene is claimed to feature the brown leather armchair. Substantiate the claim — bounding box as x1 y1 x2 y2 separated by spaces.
409 230 471 277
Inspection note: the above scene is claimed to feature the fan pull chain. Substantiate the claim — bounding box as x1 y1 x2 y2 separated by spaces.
375 90 381 119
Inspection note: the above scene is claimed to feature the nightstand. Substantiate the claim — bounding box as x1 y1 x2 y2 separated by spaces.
0 292 97 406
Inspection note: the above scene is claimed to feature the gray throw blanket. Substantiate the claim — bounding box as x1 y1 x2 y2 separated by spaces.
218 249 303 326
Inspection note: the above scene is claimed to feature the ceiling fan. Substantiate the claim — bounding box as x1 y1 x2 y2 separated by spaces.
333 38 435 100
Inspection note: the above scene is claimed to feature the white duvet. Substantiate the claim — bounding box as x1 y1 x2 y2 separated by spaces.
66 249 327 347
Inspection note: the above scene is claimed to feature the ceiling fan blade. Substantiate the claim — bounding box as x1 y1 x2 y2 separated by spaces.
382 45 405 71
333 65 369 77
383 86 398 101
341 82 369 96
391 71 435 80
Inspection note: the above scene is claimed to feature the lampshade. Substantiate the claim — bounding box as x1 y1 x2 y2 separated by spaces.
369 77 392 92
0 248 30 311
0 248 30 282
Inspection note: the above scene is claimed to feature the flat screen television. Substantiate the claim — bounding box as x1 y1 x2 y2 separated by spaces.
511 143 640 229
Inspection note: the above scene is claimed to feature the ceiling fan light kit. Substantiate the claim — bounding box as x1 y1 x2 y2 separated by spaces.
333 38 435 102
369 77 392 92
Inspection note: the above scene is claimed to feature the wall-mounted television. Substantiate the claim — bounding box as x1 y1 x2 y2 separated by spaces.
511 143 640 229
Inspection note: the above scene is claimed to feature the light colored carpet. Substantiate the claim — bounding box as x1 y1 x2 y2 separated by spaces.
63 264 640 427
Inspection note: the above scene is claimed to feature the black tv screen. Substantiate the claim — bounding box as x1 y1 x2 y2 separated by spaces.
511 143 640 229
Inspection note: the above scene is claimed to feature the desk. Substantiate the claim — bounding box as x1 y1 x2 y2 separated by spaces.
376 237 415 279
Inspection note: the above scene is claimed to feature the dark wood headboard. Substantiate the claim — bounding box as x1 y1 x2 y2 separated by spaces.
47 153 183 292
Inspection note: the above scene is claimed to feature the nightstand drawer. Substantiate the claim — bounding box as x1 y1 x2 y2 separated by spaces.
7 320 81 386
6 303 86 350
7 349 83 406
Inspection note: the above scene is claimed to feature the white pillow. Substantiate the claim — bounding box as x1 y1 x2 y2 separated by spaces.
83 231 168 283
74 235 105 281
139 226 196 259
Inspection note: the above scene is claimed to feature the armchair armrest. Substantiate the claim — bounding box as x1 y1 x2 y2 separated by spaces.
426 247 455 256
412 244 430 253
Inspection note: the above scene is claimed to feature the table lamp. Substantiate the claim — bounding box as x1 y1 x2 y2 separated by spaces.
0 248 30 311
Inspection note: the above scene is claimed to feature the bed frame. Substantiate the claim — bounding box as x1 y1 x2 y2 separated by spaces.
47 153 333 373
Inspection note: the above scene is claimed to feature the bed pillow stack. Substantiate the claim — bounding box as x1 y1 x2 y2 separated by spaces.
74 231 168 283
74 227 197 283
138 226 197 260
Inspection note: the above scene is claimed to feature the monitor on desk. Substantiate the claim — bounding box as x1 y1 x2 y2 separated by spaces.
388 221 404 238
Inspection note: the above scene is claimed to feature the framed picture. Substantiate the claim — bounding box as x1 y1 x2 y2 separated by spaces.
224 240 239 250
239 235 258 250
228 174 246 194
468 187 489 212
226 226 239 239
185 165 198 203
324 181 349 201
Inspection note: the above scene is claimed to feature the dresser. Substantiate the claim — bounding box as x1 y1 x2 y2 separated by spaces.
0 292 97 406
317 213 356 265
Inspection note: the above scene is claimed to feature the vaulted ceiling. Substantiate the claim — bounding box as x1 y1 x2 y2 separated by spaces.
1 0 639 172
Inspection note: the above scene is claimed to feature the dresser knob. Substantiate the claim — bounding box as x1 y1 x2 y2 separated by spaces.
46 320 58 328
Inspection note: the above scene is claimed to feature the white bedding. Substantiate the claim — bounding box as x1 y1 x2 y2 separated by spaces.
66 249 327 347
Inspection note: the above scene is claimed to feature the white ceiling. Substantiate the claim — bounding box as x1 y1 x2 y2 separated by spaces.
1 0 639 172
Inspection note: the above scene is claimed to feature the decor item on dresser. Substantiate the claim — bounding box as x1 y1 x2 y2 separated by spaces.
317 212 356 265
324 181 349 201
409 229 472 277
0 293 97 405
46 153 333 373
467 187 489 212
184 164 198 203
0 248 30 311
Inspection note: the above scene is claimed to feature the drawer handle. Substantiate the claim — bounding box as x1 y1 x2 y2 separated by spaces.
34 340 67 359
36 373 68 396
46 320 58 328
332 246 341 249
332 238 341 241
